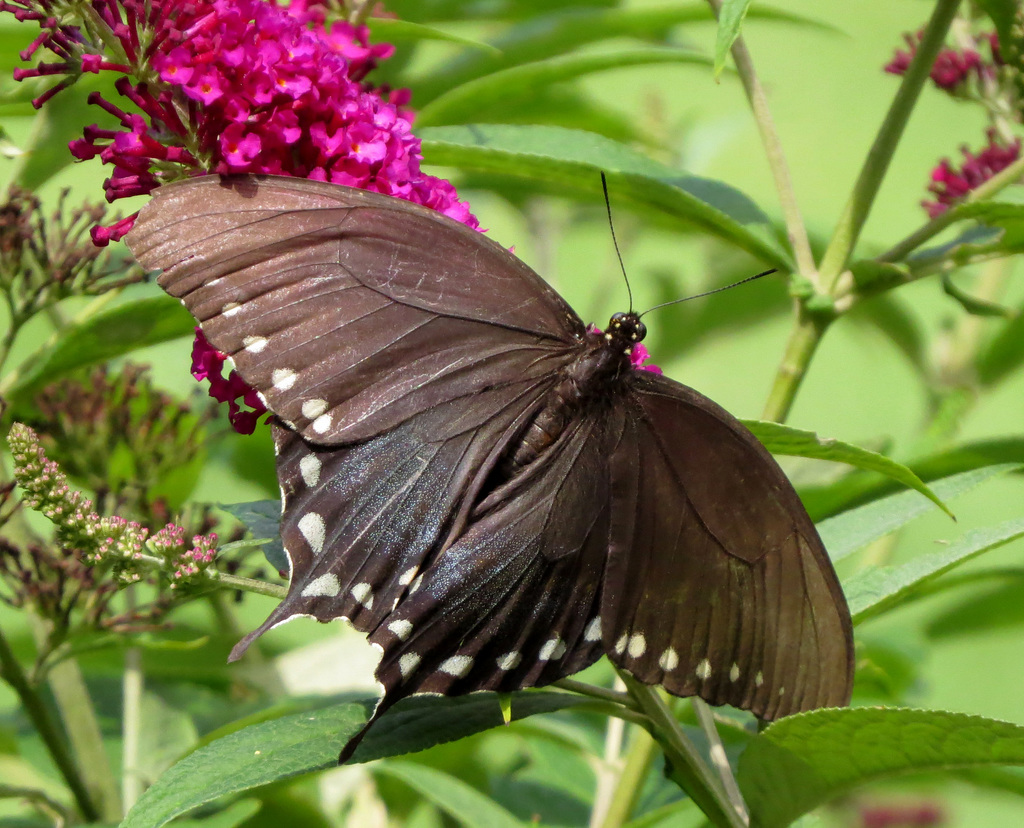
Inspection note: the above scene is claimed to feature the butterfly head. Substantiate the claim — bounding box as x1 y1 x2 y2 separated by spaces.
605 311 647 347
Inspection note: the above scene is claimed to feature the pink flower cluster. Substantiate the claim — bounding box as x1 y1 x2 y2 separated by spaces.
151 523 218 586
191 328 267 434
885 31 999 92
5 0 480 432
924 129 1021 217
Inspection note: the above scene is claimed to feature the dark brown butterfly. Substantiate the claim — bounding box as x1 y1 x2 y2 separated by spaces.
126 174 853 757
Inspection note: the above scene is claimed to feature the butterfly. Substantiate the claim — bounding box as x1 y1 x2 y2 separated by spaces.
126 174 854 757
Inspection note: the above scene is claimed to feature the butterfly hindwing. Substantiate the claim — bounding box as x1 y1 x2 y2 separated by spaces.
366 409 623 712
603 372 854 718
125 175 585 444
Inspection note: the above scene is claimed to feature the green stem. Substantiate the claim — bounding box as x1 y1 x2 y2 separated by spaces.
553 677 637 709
760 312 827 422
706 0 816 280
42 642 123 821
26 614 120 820
0 625 99 821
598 724 659 828
692 699 747 823
0 784 72 823
210 570 287 599
818 0 963 291
121 590 144 812
619 673 745 828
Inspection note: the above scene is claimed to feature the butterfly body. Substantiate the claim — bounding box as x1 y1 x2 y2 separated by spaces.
125 174 854 756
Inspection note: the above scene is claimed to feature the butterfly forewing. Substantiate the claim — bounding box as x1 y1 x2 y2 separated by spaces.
230 375 557 660
125 175 585 444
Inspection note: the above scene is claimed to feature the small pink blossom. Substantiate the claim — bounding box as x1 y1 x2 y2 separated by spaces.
630 342 663 374
885 30 992 92
923 129 1021 217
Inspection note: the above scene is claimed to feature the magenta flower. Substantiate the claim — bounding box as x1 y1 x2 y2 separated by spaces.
630 342 663 375
923 129 1021 217
5 0 479 434
884 30 992 92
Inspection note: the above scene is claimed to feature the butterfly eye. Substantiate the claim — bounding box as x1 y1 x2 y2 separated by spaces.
633 320 647 341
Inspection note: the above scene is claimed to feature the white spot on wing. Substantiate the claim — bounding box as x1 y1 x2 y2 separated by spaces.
388 620 413 641
312 413 332 434
497 651 521 671
399 653 421 679
222 302 241 317
539 637 566 661
627 633 646 658
408 573 424 594
614 634 628 655
350 582 374 609
730 663 740 682
243 335 268 353
658 647 679 672
272 369 297 391
755 670 764 687
399 567 418 586
439 655 473 678
301 398 328 419
696 659 712 680
299 454 321 487
301 573 339 598
583 616 601 642
297 512 325 554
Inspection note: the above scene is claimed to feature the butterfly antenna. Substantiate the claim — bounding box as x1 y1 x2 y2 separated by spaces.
601 172 634 312
640 269 777 317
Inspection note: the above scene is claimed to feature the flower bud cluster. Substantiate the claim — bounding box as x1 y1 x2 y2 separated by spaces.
6 423 219 589
0 187 142 326
149 523 218 588
28 363 210 520
885 18 1023 215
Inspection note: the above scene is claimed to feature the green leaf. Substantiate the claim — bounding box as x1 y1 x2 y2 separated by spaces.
975 0 1018 53
926 573 1024 640
743 421 952 517
3 295 195 407
845 515 1024 623
917 201 1024 264
419 124 786 265
373 762 525 828
367 17 500 54
846 293 929 377
409 4 835 104
714 0 753 76
171 800 262 828
120 692 587 828
416 48 715 127
941 272 1015 317
977 298 1024 386
218 500 287 573
802 440 1024 521
816 464 1018 562
738 708 1024 828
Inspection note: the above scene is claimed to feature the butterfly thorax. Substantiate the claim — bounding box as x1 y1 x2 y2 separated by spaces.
505 311 645 474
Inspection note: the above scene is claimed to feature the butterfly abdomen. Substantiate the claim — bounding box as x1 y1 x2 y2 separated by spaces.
505 327 631 474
